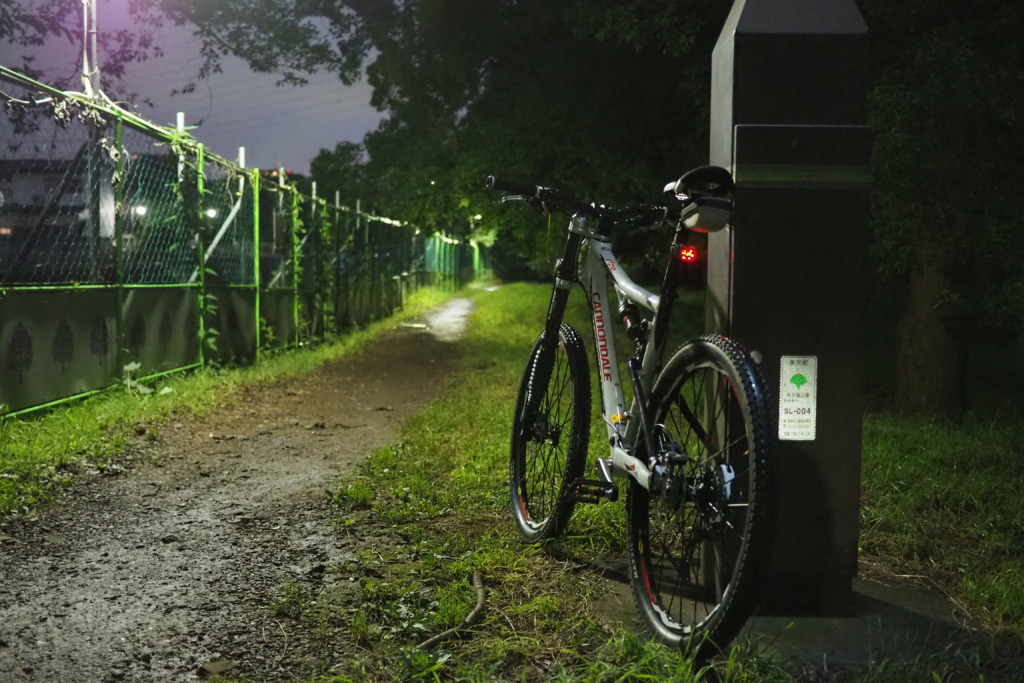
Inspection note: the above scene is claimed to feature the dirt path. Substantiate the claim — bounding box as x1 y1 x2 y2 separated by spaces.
0 300 473 682
4 294 1016 681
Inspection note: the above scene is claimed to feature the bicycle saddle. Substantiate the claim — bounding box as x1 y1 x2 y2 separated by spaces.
666 166 734 233
665 165 735 198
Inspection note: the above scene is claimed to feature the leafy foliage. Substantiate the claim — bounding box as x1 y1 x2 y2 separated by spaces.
865 1 1024 327
1 0 159 92
303 0 728 278
7 0 1024 409
860 1 1024 411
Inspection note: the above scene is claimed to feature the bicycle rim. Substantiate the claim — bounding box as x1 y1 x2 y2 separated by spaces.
627 336 772 655
510 324 589 542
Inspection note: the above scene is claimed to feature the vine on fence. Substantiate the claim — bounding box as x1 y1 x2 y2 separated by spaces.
0 66 486 415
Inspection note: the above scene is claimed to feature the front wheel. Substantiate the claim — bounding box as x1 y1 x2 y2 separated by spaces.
625 335 774 657
510 323 590 543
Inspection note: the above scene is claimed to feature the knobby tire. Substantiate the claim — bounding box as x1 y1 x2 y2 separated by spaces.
625 334 774 658
509 323 590 543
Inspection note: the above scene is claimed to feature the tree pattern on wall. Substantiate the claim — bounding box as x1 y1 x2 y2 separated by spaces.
129 316 146 353
185 308 199 359
90 318 110 365
159 310 173 351
227 306 240 353
7 322 33 383
52 318 74 374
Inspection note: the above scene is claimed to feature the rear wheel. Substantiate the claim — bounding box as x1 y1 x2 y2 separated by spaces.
626 335 773 657
510 323 590 543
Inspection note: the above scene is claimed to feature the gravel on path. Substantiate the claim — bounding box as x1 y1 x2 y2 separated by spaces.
0 299 472 682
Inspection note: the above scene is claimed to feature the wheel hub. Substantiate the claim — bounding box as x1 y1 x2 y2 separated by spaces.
530 412 562 447
692 463 734 536
651 433 688 508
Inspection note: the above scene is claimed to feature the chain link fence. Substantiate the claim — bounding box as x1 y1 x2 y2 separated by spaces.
0 66 490 415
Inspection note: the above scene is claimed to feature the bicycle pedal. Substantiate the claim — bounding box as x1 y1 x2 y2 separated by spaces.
572 479 619 504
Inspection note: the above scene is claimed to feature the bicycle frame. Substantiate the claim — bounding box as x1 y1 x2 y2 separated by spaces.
499 167 771 654
567 215 684 492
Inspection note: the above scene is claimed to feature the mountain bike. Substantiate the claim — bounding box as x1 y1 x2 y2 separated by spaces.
486 166 775 657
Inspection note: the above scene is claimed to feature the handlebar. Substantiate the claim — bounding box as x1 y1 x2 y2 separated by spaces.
485 176 541 197
485 175 678 227
486 175 591 215
487 165 735 234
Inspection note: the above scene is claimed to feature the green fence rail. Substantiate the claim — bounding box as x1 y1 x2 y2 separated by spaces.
0 66 489 416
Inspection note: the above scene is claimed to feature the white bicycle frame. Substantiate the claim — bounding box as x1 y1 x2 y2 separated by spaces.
573 219 675 492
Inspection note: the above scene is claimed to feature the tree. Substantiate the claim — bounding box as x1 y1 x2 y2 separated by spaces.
1 0 159 90
12 0 1019 414
6 0 717 253
131 0 389 87
321 0 726 272
309 141 367 207
863 0 1024 414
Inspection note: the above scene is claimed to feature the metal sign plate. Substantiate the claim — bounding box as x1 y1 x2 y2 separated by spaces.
779 355 818 440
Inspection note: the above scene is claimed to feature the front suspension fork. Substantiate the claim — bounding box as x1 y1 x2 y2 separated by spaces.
521 232 585 434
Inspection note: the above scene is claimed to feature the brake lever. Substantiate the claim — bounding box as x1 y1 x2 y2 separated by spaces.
501 195 547 212
631 205 678 231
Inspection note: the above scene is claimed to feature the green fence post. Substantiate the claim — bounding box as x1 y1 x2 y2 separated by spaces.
113 114 126 379
428 235 436 288
362 202 373 321
333 193 342 334
319 197 332 335
434 236 443 289
292 188 301 346
438 237 445 289
445 237 451 290
453 241 458 289
196 143 208 369
252 168 261 358
113 114 125 287
445 239 451 289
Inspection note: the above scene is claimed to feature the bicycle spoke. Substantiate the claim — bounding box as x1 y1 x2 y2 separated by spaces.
493 174 771 655
511 325 590 542
673 370 711 446
628 336 771 654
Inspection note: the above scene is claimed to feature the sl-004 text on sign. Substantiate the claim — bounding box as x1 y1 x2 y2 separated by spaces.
779 356 817 441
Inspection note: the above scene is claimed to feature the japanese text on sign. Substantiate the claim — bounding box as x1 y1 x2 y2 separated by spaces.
779 356 817 440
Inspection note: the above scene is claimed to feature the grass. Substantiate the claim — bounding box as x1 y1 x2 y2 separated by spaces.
4 279 1024 680
0 286 453 520
861 413 1024 634
323 282 1024 681
316 282 747 680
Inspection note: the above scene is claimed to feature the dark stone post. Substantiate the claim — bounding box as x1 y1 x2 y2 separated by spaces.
708 0 871 614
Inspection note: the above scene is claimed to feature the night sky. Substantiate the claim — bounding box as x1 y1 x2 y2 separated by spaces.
0 14 382 175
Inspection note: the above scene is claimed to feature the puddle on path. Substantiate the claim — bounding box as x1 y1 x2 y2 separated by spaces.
421 297 474 343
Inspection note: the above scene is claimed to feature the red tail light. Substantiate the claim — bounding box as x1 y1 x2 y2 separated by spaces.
678 245 699 263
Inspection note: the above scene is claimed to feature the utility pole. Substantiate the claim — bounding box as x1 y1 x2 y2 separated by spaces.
81 0 101 97
81 0 106 282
